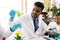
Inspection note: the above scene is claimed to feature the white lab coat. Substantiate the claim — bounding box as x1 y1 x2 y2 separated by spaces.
9 13 48 40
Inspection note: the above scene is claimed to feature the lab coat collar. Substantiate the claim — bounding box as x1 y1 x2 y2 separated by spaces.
29 14 42 33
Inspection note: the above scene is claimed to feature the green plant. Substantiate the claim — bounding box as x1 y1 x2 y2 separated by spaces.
46 7 50 12
47 6 60 16
14 31 23 40
57 8 60 16
50 6 58 16
14 35 22 40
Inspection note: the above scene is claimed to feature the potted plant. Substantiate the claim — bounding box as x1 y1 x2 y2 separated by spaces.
51 6 58 16
47 6 60 24
46 6 58 22
56 8 60 24
14 31 23 40
47 6 58 16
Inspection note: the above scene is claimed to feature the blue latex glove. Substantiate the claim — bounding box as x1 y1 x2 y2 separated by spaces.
9 10 16 21
10 23 22 32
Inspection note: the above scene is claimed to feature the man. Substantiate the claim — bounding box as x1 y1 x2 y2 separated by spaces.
9 2 48 40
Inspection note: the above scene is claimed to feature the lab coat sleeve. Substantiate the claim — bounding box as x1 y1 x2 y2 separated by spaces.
40 20 48 36
4 15 24 38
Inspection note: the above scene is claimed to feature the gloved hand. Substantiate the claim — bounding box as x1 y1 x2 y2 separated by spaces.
9 10 16 21
10 23 22 32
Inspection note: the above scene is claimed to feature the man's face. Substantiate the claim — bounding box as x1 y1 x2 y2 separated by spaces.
32 6 42 18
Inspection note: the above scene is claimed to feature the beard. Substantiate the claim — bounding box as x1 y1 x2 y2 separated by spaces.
31 13 38 18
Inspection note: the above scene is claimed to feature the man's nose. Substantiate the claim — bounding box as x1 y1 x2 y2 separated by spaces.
34 11 36 14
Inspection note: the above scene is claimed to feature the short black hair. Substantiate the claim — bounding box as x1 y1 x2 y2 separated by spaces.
34 2 44 11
